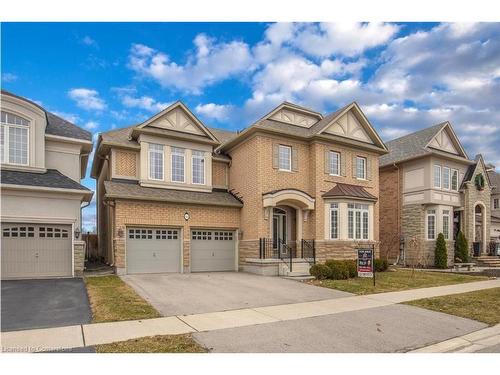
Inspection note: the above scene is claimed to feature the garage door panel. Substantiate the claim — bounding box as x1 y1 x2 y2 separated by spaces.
1 224 72 279
191 230 236 272
127 228 181 274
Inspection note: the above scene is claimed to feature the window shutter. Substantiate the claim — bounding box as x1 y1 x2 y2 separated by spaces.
367 157 372 180
352 155 357 178
291 147 298 171
340 153 346 176
272 144 279 169
324 150 331 174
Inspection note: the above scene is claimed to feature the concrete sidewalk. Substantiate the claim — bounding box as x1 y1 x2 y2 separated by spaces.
2 279 499 352
409 324 500 353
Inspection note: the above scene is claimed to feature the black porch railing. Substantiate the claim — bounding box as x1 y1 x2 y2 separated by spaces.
301 239 316 266
259 238 295 272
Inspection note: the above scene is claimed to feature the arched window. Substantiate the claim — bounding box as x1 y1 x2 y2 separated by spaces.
1 111 29 165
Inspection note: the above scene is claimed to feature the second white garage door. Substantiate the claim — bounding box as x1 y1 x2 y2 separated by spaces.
127 228 181 274
191 230 236 272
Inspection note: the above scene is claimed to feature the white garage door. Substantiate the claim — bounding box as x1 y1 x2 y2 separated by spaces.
1 223 72 279
127 228 181 274
191 230 236 272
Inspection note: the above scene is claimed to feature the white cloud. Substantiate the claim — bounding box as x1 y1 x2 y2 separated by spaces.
84 121 99 130
121 95 170 113
293 22 400 57
195 103 232 121
2 72 18 82
128 36 254 94
68 88 106 111
81 36 98 47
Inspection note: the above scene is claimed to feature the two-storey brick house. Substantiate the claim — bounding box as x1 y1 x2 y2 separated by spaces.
1 90 93 279
91 100 388 276
379 122 492 266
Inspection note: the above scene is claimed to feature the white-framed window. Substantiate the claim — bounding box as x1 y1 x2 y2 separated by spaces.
494 198 499 209
433 165 441 188
1 110 30 165
192 150 205 185
171 147 185 183
427 209 436 240
330 203 339 239
329 151 340 176
148 143 164 180
451 169 459 191
348 203 369 240
356 156 366 179
278 145 292 171
442 210 450 240
443 167 450 190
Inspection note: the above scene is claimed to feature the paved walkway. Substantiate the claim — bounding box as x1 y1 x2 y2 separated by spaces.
1 279 499 352
409 324 500 353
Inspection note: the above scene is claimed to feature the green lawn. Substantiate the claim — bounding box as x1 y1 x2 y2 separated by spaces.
95 334 207 353
313 269 488 295
405 288 500 326
84 275 161 323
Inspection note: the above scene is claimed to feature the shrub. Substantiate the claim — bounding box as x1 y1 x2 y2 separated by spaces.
309 264 331 280
374 259 388 272
435 233 448 269
325 260 349 280
343 259 358 278
455 231 469 263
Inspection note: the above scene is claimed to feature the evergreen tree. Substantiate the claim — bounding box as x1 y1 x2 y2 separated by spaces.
455 231 469 263
435 233 448 269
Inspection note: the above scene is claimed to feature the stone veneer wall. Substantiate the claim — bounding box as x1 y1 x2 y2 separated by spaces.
315 240 379 263
74 241 85 276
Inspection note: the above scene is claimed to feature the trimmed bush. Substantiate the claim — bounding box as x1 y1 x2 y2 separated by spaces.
343 260 358 278
374 259 388 272
325 260 349 280
435 233 448 269
455 231 469 263
309 264 331 280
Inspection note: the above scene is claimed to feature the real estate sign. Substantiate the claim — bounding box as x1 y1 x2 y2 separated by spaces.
357 248 374 278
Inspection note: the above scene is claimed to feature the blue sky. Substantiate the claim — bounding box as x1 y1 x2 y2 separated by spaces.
2 22 499 231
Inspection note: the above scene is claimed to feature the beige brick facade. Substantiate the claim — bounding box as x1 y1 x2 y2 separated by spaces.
114 150 138 177
212 161 228 188
379 166 402 262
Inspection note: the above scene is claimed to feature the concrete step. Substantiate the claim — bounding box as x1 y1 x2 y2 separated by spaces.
283 275 315 281
286 271 312 277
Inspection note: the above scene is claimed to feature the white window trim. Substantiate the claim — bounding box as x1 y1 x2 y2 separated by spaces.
171 148 185 183
148 143 164 181
329 203 339 240
1 123 30 166
329 151 341 176
347 203 370 240
191 150 205 185
426 210 436 240
443 167 450 190
442 211 450 240
433 165 442 189
278 145 292 172
356 156 367 180
451 168 459 191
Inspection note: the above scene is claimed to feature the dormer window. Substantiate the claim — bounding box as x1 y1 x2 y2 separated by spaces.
1 111 29 165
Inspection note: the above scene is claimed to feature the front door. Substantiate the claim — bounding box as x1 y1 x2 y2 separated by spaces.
272 208 287 251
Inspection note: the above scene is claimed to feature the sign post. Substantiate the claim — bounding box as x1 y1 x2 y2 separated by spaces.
357 245 375 286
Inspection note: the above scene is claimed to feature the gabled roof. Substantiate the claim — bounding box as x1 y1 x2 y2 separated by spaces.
322 182 377 201
218 101 388 154
1 169 91 192
380 121 469 167
1 89 92 142
461 154 492 189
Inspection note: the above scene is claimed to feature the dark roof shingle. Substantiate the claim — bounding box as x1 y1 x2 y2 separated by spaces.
322 182 377 201
104 180 243 207
1 169 91 191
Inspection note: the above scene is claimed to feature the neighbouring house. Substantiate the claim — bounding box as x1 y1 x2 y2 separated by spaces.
379 122 492 267
91 100 388 276
1 90 93 279
486 164 500 247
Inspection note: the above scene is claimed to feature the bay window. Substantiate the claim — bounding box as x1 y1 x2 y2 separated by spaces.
171 147 185 183
427 209 436 240
148 143 164 180
348 203 369 240
1 111 29 165
442 210 450 240
192 150 205 184
451 169 459 191
433 165 441 188
443 167 450 190
330 203 339 239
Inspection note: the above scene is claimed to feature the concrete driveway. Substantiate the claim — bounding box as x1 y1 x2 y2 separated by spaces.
121 272 351 316
193 304 487 353
1 279 92 332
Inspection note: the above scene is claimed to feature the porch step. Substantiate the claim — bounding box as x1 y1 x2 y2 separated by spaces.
279 259 313 277
473 256 500 267
283 275 315 281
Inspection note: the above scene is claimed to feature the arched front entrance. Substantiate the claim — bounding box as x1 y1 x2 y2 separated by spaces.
473 202 487 256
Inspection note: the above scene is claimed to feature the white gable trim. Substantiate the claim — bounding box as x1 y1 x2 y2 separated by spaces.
137 101 218 142
263 102 322 125
425 122 468 159
317 103 388 151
